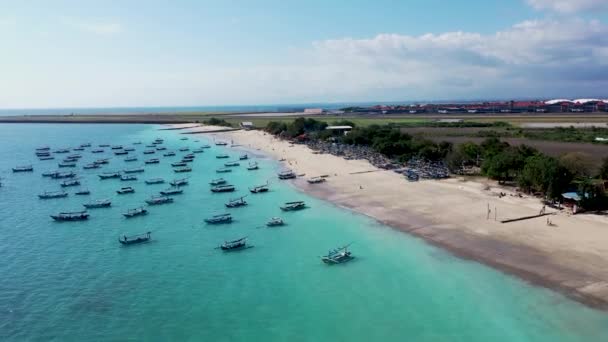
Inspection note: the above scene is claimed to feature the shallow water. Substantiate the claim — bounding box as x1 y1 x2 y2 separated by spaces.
1 123 607 341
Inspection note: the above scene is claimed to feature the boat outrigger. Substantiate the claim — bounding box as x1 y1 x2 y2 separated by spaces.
209 178 226 186
122 207 148 218
225 196 247 208
51 211 89 221
145 196 173 205
145 178 165 185
211 184 235 193
204 213 233 224
119 232 151 245
219 237 249 251
117 186 135 194
83 199 111 208
38 191 68 199
280 201 306 211
321 244 354 265
12 165 33 172
266 217 284 227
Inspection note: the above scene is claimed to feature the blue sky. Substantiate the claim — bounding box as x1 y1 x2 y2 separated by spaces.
1 0 608 108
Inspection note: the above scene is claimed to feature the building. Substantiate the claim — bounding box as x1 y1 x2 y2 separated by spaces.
304 108 323 115
325 125 353 135
240 122 254 130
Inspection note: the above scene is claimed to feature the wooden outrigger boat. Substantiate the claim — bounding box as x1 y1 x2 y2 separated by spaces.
51 211 89 221
99 144 110 147
164 152 176 157
278 170 296 179
80 143 91 148
38 190 68 199
179 147 190 152
204 213 232 224
39 156 55 160
170 178 189 187
53 148 70 154
94 158 110 165
321 244 354 265
160 187 183 196
249 183 269 194
171 161 187 167
119 232 151 245
98 172 121 179
225 196 247 208
73 147 85 151
36 146 51 151
219 237 249 251
12 165 33 172
239 154 248 160
209 178 226 186
120 175 138 181
83 199 112 208
124 147 135 152
123 167 144 173
145 196 173 205
60 179 80 187
216 168 232 173
174 167 192 173
42 170 60 177
247 162 259 170
111 145 123 150
145 178 165 185
91 149 104 153
145 158 160 164
124 156 138 162
211 184 235 193
143 150 155 154
180 137 188 140
133 141 142 145
280 201 306 211
114 150 128 155
266 217 284 227
180 158 193 163
75 189 90 195
200 144 211 149
83 163 100 169
216 154 229 159
156 146 167 151
122 207 148 218
307 176 327 184
117 186 135 194
224 161 240 167
50 171 76 179
192 148 204 153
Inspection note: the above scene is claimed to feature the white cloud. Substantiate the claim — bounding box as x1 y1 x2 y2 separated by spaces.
527 0 608 13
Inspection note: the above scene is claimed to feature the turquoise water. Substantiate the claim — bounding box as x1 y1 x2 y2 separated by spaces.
1 123 607 341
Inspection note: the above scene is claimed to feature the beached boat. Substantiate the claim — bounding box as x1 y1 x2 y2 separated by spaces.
83 199 111 208
143 150 155 154
209 178 226 186
121 174 138 181
215 141 228 146
216 154 229 159
278 170 296 179
266 217 284 227
204 213 232 224
249 183 269 193
124 156 138 162
247 162 259 170
12 165 33 172
173 167 192 173
98 172 121 179
75 189 90 195
114 150 128 155
321 244 354 265
94 158 110 165
239 154 248 160
122 207 148 218
145 196 173 205
224 161 240 167
123 167 144 173
219 237 248 251
91 149 104 153
145 178 165 185
216 168 232 173
119 232 151 245
280 201 306 211
50 171 76 179
225 196 247 208
160 187 183 196
307 176 327 184
171 161 187 167
38 191 68 199
211 184 235 193
170 178 189 187
39 156 55 160
60 179 80 187
145 158 160 164
83 163 100 169
117 186 135 194
51 211 89 221
163 152 176 157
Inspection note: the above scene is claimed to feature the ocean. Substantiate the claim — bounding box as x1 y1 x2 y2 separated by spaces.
1 123 607 341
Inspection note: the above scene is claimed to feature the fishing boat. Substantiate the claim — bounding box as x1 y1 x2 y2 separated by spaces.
156 146 167 151
179 147 190 152
42 170 60 177
122 207 148 218
50 171 76 179
145 158 160 164
163 152 176 157
124 156 138 162
133 141 143 145
180 158 193 163
219 237 248 251
200 144 211 149
211 184 235 193
192 148 204 153
204 213 232 224
36 152 51 157
225 196 247 208
154 138 164 143
171 161 187 167
80 143 91 148
120 175 138 181
61 179 80 187
119 232 151 245
278 170 296 179
239 154 248 160
38 191 68 199
145 178 165 185
124 147 135 152
249 183 269 193
39 156 55 160
114 150 128 155
266 217 284 227
91 149 104 153
215 141 228 146
73 147 85 151
62 158 78 163
170 178 189 187
145 196 173 205
184 153 195 158
111 145 123 150
174 167 192 173
99 144 110 147
53 148 70 154
180 137 188 140
209 178 226 186
67 154 82 159
247 162 259 170
83 163 100 169
160 187 183 196
216 168 232 173
146 144 156 148
224 161 240 167
321 244 354 265
94 158 110 165
143 150 155 154
12 165 33 172
280 201 306 211
36 146 50 151
98 172 121 179
123 167 144 173
117 186 135 194
51 211 89 221
216 154 229 159
83 199 111 208
75 189 90 195
307 176 327 184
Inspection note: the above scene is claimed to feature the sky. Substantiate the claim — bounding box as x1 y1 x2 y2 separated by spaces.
1 0 608 108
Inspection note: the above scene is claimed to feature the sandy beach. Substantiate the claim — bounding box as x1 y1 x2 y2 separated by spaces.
180 124 608 309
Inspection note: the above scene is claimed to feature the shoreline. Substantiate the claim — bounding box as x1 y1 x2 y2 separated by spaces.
189 125 608 311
